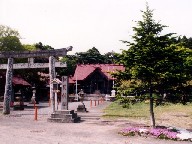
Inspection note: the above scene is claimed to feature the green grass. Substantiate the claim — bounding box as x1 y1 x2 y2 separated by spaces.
103 100 192 120
103 101 149 119
154 102 192 118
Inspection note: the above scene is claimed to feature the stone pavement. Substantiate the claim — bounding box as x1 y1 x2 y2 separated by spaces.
0 101 191 144
0 100 111 122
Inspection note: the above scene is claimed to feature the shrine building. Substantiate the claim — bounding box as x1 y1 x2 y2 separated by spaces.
69 64 125 94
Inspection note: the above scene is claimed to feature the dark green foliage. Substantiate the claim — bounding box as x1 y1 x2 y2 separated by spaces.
118 96 139 108
0 25 24 52
34 42 54 50
116 3 179 127
115 4 192 105
0 25 25 64
34 42 54 63
76 47 105 64
59 55 77 76
75 47 120 64
177 36 192 49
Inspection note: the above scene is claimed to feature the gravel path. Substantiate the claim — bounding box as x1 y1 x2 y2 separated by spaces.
0 101 191 144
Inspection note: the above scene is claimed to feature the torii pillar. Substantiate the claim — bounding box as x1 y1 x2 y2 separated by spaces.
3 58 13 114
49 56 56 113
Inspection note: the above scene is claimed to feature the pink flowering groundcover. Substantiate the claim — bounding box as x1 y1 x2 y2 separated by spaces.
119 126 192 142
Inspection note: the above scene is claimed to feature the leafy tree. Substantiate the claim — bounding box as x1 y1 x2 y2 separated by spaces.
76 47 105 64
34 42 54 63
34 42 54 50
145 45 192 104
177 36 192 49
59 55 77 76
75 47 121 65
117 79 142 96
103 51 120 64
117 3 177 127
23 44 36 51
0 25 24 52
0 25 25 65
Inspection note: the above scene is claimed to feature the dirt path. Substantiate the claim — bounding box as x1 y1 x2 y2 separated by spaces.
0 101 191 144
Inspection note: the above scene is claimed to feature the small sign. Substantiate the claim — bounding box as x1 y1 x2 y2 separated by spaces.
61 76 68 110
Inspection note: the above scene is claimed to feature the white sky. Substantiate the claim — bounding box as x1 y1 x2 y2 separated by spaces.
0 0 192 54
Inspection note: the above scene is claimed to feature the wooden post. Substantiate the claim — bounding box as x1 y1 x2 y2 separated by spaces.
33 101 36 109
90 100 92 107
94 100 97 106
34 106 37 121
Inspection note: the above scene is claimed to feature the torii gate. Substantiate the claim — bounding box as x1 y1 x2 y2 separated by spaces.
0 46 72 114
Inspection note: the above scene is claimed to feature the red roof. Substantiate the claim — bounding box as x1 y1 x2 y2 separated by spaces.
69 77 75 84
73 64 125 81
12 76 31 86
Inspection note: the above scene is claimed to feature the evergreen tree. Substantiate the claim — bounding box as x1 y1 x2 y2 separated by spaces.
118 3 176 127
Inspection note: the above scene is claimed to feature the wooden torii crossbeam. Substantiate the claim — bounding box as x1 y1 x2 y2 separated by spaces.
0 46 72 114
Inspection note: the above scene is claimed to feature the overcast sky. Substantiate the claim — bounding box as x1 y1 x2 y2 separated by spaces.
1 0 192 54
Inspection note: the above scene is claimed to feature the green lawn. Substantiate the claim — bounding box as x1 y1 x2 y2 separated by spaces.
103 101 149 119
103 101 192 128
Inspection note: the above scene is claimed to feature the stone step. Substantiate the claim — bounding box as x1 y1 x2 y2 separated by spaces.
13 105 24 110
47 116 81 123
48 110 81 123
51 113 77 119
54 110 75 114
77 104 88 112
73 116 81 123
77 107 88 112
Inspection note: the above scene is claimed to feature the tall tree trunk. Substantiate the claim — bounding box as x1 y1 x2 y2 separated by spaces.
149 82 155 127
3 58 14 114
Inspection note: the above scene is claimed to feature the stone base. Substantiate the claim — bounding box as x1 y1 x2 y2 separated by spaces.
77 104 88 112
47 110 81 123
13 105 24 110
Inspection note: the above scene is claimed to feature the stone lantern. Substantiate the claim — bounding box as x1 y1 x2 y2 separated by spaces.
14 90 24 110
32 89 36 100
78 89 85 104
77 89 87 112
30 86 36 104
